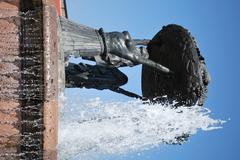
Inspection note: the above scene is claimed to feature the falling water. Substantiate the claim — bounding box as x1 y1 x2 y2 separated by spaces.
58 94 225 160
0 7 45 159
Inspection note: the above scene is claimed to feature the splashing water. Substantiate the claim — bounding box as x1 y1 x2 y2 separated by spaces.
1 8 46 159
58 96 225 160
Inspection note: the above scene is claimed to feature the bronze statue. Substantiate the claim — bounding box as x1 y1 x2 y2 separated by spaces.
60 17 210 106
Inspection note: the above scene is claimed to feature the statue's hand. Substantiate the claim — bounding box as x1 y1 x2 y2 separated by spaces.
103 31 148 67
99 29 171 73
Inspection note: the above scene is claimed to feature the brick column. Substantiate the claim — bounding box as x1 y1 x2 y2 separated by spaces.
42 1 59 159
0 1 21 159
0 1 62 159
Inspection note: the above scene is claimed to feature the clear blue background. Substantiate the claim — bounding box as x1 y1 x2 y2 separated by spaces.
65 0 240 159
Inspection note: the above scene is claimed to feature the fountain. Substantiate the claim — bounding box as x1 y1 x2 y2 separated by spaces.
0 1 224 160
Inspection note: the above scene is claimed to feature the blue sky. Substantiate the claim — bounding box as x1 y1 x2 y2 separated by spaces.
65 0 240 159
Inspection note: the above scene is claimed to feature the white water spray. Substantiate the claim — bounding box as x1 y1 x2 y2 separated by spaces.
58 96 225 160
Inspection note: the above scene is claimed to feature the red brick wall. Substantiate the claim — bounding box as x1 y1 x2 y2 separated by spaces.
0 1 21 159
0 1 60 159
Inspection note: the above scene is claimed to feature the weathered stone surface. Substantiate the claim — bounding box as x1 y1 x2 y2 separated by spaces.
0 1 21 159
43 5 58 160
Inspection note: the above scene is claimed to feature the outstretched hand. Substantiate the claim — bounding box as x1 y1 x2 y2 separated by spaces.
102 30 172 73
102 30 148 67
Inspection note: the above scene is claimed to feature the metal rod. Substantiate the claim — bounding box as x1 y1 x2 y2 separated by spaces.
63 0 68 18
133 39 150 46
110 87 143 99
